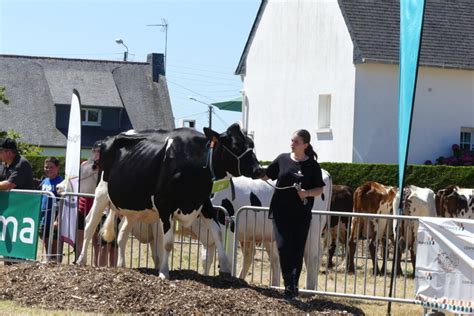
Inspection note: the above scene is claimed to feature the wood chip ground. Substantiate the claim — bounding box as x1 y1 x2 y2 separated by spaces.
0 263 364 314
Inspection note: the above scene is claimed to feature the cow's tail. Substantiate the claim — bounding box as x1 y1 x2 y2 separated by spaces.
101 209 116 243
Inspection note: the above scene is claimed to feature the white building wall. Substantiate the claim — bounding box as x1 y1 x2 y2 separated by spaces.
243 0 356 162
353 64 474 164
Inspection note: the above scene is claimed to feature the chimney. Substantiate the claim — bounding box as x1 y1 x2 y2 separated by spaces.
147 53 165 82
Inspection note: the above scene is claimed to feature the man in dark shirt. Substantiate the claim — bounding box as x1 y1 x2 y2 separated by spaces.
0 138 35 265
0 138 34 190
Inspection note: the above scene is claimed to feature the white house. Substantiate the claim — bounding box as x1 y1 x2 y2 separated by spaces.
236 0 474 164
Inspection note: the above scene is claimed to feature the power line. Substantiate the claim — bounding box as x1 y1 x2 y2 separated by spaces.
174 110 208 120
168 69 239 82
167 64 237 76
167 75 241 87
167 80 216 102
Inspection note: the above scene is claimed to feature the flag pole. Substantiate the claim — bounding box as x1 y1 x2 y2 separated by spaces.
388 1 426 314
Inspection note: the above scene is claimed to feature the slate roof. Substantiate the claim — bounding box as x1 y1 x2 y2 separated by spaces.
236 0 474 74
339 0 474 70
0 54 174 147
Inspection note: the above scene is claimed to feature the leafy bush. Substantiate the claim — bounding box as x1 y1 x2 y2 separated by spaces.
0 129 42 156
262 160 474 191
320 163 474 191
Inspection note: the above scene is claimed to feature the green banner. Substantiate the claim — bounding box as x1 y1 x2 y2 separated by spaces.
0 191 42 260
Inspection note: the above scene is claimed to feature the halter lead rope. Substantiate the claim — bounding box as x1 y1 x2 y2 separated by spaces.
263 180 308 204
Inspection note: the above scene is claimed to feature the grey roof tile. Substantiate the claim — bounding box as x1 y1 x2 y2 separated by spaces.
339 0 474 69
0 54 173 147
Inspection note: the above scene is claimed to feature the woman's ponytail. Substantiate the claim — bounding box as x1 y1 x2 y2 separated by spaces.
305 143 318 161
295 129 318 161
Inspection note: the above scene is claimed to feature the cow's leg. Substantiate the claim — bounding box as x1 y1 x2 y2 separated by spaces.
304 214 325 290
347 218 360 273
264 241 280 287
76 180 109 265
200 243 216 275
327 226 337 269
150 221 164 270
202 217 231 275
116 217 132 268
238 240 253 280
367 220 380 276
159 217 175 280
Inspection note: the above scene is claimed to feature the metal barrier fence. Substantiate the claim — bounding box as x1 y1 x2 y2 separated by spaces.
0 189 58 263
232 206 425 305
2 190 425 307
7 191 228 274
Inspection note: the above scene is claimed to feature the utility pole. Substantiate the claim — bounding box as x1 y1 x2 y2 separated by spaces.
189 97 214 128
147 18 168 72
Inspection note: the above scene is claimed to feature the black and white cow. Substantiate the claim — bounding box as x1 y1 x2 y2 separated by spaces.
76 124 264 279
188 170 332 290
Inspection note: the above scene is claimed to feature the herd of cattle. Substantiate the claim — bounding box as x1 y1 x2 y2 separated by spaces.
74 125 473 289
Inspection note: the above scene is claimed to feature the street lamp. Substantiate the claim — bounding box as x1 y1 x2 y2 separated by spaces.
115 38 129 61
189 97 213 128
147 18 168 72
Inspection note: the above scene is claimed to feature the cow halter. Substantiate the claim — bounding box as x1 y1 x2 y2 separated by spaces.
205 137 218 180
221 144 254 177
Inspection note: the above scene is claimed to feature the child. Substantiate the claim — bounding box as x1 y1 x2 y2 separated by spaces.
39 157 63 262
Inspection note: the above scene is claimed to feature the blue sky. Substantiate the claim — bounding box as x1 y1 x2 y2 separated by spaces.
0 0 260 132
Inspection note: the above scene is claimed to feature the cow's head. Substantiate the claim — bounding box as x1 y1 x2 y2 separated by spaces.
204 123 265 179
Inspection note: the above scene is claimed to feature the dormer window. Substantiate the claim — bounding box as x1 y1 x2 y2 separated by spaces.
81 108 102 126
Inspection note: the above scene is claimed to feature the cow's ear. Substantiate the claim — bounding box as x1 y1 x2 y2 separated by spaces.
226 123 242 135
203 127 220 141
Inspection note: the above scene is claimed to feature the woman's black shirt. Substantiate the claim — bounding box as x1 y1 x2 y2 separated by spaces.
265 153 325 220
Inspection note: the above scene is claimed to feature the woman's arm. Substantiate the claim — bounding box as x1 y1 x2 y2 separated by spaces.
297 187 323 200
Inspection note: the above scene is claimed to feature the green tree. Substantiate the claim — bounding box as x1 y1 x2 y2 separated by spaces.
0 86 9 105
0 130 42 156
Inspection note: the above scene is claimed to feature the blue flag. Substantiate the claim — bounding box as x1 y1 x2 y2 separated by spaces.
398 0 426 213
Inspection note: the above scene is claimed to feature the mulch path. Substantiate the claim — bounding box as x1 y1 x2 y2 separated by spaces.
0 263 364 315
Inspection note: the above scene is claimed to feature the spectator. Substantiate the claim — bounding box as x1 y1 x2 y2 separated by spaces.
262 129 325 299
39 157 63 262
0 138 34 190
0 137 34 265
76 141 117 267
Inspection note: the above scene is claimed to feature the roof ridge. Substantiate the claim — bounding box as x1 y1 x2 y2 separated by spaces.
0 54 148 65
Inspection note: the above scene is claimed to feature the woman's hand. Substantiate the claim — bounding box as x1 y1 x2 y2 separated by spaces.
297 189 308 200
298 187 323 199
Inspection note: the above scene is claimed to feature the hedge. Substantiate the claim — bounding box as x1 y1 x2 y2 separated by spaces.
319 163 474 192
27 156 474 192
260 161 473 192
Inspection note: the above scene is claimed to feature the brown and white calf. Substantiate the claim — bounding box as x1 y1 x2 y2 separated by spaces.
348 181 397 275
392 185 437 277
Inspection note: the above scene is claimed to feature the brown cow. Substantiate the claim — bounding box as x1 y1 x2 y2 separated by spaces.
327 185 353 269
348 181 397 275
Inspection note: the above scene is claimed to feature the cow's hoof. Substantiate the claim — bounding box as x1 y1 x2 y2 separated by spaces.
158 273 168 280
75 258 86 265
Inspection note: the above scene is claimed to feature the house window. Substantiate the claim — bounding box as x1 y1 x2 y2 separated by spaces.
81 108 102 126
460 127 474 150
318 94 331 130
